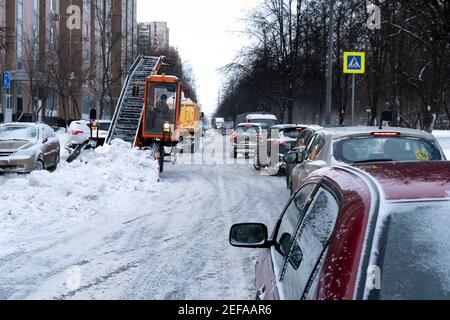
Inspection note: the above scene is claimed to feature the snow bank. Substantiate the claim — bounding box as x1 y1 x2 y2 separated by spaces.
56 128 70 160
0 139 159 232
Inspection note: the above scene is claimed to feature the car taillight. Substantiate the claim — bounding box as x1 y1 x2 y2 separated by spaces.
371 132 401 137
71 130 84 135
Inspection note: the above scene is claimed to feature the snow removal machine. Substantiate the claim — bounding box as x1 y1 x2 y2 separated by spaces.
67 55 189 172
105 55 189 173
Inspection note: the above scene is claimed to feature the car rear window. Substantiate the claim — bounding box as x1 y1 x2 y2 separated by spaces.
280 128 304 140
251 119 279 127
370 201 450 300
236 125 262 133
333 136 442 163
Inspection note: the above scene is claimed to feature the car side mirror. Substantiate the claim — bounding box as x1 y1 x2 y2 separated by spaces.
229 223 270 248
283 152 299 164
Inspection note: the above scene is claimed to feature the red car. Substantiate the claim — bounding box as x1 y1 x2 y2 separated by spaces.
230 161 450 300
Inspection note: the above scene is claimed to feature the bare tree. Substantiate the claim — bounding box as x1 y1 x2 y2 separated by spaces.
47 20 89 125
91 0 135 118
217 0 450 129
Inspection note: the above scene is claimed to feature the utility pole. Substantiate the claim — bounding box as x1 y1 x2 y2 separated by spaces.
325 0 335 127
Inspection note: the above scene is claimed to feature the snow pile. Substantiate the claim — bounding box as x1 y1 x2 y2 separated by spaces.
0 139 159 232
56 128 71 160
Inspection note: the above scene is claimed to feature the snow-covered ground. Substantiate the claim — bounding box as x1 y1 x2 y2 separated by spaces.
0 133 288 300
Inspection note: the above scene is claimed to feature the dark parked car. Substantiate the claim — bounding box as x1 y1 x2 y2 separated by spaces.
254 124 321 176
284 125 322 186
230 161 450 300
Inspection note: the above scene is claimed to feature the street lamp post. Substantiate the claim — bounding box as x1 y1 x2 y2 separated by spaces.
325 0 335 127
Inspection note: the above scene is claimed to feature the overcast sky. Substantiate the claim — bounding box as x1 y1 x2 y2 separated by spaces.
136 0 260 116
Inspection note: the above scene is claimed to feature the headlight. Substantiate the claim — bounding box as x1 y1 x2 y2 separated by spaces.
164 123 171 132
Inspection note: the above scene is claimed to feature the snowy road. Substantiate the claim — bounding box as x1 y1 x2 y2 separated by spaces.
0 134 289 300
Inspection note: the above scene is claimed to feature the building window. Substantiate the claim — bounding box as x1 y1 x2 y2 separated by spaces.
16 0 24 70
51 0 57 12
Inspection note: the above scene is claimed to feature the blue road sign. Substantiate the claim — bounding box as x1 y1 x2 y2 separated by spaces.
3 71 10 89
343 52 366 74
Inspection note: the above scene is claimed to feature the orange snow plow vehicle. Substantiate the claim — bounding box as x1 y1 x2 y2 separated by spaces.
134 73 189 172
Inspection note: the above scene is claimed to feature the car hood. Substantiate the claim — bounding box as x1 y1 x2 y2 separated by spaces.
0 140 35 151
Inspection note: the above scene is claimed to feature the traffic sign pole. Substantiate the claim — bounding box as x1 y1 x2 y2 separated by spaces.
343 52 365 126
352 74 355 125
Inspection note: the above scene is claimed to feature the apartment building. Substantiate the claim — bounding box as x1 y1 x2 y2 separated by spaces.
137 22 151 55
150 21 169 51
0 0 138 123
138 21 170 55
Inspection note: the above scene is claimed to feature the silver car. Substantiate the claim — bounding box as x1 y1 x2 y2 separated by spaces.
0 123 61 173
231 123 269 159
286 126 447 193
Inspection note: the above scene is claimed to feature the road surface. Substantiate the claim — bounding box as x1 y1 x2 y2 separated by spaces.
0 133 289 300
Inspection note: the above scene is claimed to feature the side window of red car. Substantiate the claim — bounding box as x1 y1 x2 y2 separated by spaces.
272 184 316 276
280 187 339 300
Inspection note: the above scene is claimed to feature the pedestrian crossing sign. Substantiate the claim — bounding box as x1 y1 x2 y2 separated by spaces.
344 52 365 74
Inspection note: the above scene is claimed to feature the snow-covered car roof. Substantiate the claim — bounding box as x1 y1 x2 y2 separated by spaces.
319 126 437 140
1 122 40 127
245 114 278 121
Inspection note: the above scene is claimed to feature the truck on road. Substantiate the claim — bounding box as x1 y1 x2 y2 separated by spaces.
179 99 201 152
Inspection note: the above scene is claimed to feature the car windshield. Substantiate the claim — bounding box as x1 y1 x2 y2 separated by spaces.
236 125 262 133
371 201 450 300
145 82 178 135
0 126 38 142
333 136 442 164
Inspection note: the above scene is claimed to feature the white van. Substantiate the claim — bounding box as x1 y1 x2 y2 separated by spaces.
245 113 279 127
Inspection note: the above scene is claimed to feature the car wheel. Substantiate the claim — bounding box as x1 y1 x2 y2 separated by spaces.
253 154 261 171
49 153 60 171
267 165 279 176
35 160 44 171
159 152 164 173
